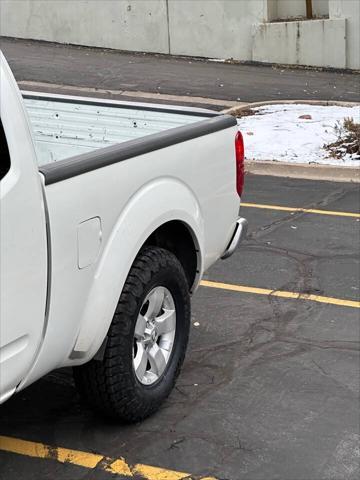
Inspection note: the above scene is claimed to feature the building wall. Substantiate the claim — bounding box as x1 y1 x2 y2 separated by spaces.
0 0 358 69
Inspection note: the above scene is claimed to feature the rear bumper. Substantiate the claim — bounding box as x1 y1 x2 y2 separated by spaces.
221 217 248 260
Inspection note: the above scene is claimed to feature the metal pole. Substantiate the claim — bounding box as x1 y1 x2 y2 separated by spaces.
306 0 313 19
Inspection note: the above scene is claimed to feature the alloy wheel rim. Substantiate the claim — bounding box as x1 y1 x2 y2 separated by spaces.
133 286 176 385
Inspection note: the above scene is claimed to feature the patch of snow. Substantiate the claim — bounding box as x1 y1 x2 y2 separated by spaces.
237 104 360 166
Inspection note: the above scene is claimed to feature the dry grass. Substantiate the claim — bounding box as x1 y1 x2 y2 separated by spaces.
324 117 360 161
236 108 256 118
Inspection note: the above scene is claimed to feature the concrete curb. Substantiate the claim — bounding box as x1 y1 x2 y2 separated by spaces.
245 160 360 183
18 80 245 109
222 99 360 116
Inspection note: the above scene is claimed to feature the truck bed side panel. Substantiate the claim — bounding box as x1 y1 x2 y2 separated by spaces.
20 125 239 387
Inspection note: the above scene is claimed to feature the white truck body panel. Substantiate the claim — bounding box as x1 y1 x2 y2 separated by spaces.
0 52 242 402
0 53 48 402
23 128 237 387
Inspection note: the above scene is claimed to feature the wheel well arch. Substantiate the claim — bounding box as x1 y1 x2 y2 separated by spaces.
143 220 200 291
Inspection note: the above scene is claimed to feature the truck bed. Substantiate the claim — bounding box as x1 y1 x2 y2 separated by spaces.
23 92 215 166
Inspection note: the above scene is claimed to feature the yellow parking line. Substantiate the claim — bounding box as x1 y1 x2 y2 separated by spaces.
200 280 360 309
0 435 216 480
241 202 360 218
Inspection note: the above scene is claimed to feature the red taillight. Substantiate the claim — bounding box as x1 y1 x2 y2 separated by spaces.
235 130 245 196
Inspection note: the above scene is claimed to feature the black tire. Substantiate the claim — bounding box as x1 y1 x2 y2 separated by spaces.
73 246 191 422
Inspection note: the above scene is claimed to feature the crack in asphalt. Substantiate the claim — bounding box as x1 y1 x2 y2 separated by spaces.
247 184 359 241
180 184 359 422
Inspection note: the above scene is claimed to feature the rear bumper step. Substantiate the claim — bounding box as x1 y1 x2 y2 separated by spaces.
221 217 248 260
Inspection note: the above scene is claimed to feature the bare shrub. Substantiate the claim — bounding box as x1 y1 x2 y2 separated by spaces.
324 117 360 161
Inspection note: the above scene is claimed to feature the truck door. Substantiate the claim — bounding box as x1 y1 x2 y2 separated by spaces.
0 53 48 403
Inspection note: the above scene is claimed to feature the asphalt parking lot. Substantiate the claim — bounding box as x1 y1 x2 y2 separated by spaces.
3 37 360 108
0 174 359 480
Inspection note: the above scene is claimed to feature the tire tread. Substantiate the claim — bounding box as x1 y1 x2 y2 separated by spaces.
73 246 190 422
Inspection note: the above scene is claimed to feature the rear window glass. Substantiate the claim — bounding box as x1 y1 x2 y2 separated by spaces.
0 119 11 180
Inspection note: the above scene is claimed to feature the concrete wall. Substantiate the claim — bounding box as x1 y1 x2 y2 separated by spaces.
256 0 359 69
0 0 358 69
274 0 329 19
253 18 346 69
0 0 169 53
0 0 268 61
329 0 360 70
168 0 266 61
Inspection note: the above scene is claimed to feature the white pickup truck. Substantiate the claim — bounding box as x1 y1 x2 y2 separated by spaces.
0 52 247 422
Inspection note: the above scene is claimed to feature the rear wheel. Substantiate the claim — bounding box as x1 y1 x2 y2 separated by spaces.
73 246 191 422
